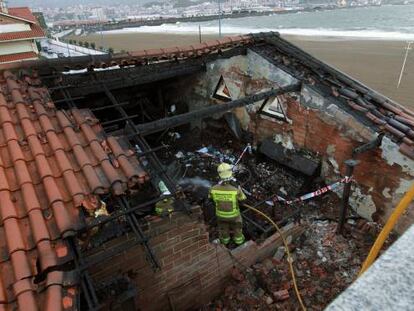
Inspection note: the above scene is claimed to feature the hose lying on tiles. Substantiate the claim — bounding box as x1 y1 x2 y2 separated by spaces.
243 203 307 311
359 181 414 276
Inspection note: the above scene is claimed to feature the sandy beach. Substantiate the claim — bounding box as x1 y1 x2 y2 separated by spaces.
68 32 414 110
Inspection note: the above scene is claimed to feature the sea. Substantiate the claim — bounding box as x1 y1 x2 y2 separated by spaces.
104 4 414 40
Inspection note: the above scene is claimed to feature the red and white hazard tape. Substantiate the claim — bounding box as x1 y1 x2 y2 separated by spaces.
233 143 252 168
265 176 354 206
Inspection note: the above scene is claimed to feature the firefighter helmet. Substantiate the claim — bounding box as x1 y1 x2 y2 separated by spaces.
217 162 233 180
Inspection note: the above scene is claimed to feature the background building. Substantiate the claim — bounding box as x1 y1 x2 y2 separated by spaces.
0 1 45 64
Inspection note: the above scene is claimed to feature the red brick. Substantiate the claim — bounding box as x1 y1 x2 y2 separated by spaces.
173 239 193 253
150 232 169 245
157 247 174 259
174 254 191 267
191 245 209 259
161 236 180 249
181 228 200 240
197 236 210 246
162 251 181 266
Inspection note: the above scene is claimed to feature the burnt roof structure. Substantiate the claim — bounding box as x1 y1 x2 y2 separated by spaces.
0 32 413 311
0 71 149 310
4 33 411 158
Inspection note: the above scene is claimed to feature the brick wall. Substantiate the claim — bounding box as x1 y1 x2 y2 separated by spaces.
87 206 303 311
248 97 414 231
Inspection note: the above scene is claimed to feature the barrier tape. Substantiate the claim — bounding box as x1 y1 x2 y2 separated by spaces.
233 143 252 168
265 176 354 206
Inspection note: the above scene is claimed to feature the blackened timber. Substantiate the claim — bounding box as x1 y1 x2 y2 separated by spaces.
101 114 140 126
119 196 160 270
80 197 163 232
82 237 146 270
95 76 177 194
31 45 246 75
91 101 131 112
337 159 359 234
61 62 204 96
134 83 301 135
68 237 100 310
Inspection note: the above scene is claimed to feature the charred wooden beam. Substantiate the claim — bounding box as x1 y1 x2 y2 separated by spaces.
60 62 205 96
132 83 301 136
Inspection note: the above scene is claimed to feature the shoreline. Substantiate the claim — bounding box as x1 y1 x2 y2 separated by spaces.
100 28 414 42
66 32 414 110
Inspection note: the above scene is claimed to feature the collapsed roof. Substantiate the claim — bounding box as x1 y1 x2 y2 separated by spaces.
0 31 413 310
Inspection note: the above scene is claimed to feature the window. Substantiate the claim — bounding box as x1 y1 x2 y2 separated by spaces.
258 95 290 122
212 76 232 101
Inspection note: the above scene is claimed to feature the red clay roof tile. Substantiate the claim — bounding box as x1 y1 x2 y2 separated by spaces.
0 23 44 43
7 8 37 23
0 52 38 64
0 70 149 310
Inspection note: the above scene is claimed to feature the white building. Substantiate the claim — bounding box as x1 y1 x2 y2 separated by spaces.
0 3 45 64
91 7 107 21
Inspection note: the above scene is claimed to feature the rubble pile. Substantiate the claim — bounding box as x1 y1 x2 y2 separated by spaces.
164 131 308 240
156 123 391 310
204 195 386 310
242 161 305 199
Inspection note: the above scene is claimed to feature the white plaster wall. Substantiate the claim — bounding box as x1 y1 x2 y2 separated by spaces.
0 40 35 55
247 49 298 87
0 23 30 33
381 137 414 177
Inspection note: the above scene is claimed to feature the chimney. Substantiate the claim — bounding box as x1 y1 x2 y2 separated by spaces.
0 0 8 14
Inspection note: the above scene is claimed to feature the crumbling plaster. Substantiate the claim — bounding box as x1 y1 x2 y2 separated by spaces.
170 49 413 232
381 136 414 176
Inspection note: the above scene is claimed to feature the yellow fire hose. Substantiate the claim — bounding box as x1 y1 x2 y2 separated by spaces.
243 204 307 311
359 181 414 276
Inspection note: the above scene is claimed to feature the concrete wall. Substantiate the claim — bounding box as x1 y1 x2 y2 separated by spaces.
167 49 414 233
87 207 302 311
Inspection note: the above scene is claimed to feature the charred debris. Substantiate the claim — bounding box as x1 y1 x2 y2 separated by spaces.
19 32 403 311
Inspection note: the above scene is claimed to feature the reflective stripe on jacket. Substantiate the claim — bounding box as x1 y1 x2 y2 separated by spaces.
155 198 174 215
210 183 246 218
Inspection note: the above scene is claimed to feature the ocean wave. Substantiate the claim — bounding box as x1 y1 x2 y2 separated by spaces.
103 24 414 40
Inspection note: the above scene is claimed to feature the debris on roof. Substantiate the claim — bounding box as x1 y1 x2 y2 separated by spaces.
0 31 412 311
0 70 148 310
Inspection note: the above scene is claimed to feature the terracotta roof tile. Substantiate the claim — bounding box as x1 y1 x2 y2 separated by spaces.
0 52 38 64
0 70 149 310
7 7 37 23
0 7 44 45
0 24 45 42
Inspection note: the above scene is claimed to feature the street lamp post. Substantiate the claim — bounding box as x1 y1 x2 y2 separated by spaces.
218 0 222 37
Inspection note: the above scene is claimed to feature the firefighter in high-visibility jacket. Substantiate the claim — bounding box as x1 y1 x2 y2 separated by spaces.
155 181 174 217
210 162 247 245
